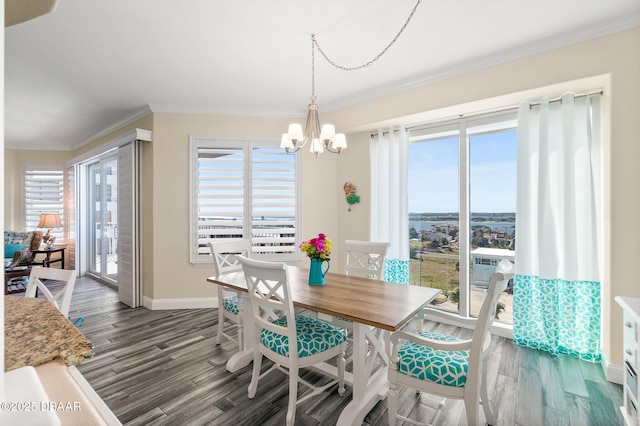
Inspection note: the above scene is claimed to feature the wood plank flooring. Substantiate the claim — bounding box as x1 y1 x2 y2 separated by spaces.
36 275 624 425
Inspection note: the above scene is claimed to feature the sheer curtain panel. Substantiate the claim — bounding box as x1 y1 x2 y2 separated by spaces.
370 127 410 283
513 93 602 361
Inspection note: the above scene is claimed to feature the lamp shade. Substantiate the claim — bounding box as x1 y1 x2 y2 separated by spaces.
333 133 347 149
280 133 294 149
38 213 62 229
320 124 335 141
287 123 304 142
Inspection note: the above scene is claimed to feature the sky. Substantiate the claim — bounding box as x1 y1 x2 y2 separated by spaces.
408 129 518 213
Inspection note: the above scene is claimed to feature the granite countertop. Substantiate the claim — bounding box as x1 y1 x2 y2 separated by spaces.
4 296 94 371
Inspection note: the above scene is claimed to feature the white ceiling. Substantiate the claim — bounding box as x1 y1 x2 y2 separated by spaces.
5 0 640 151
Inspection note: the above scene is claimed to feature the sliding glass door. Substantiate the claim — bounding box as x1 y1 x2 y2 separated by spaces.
87 154 118 283
408 110 517 322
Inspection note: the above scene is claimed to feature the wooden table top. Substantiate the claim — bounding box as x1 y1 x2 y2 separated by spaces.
207 265 441 331
4 296 94 371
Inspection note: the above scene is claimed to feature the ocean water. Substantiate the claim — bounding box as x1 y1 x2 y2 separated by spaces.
409 219 515 234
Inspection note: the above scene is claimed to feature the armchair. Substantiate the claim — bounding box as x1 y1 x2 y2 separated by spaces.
387 260 515 426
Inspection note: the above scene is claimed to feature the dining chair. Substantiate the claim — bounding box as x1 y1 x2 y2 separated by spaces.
208 239 251 349
344 240 390 280
387 260 515 426
25 266 78 317
236 255 347 426
328 240 390 333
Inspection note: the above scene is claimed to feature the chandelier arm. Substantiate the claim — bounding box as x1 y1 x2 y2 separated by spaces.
312 0 422 72
285 146 301 154
324 144 343 154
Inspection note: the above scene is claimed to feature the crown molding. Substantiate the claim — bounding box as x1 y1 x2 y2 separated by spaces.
69 105 153 151
147 103 304 118
321 15 640 112
17 15 636 153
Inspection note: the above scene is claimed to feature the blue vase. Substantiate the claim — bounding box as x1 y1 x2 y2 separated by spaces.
309 258 329 285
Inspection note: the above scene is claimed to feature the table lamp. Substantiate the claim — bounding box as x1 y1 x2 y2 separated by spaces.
38 213 62 249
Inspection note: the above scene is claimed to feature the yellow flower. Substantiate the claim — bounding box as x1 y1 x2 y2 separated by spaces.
300 233 332 260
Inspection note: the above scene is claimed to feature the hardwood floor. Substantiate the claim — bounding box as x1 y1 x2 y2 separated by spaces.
56 276 624 425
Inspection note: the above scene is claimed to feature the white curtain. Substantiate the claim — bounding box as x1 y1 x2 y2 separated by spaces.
370 127 409 283
514 93 602 361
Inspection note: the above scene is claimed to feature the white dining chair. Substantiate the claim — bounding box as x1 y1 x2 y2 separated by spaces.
236 255 347 426
327 240 390 333
25 266 77 317
387 260 515 426
208 239 251 349
344 240 390 280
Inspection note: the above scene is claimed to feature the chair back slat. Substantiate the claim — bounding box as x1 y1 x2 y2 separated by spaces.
208 239 251 274
344 240 390 280
236 255 297 357
25 266 77 317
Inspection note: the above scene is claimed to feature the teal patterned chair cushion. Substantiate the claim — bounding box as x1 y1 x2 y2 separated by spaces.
222 296 239 315
397 331 469 387
261 314 347 358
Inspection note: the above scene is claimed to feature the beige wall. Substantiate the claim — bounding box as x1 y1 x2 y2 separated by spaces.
4 27 638 370
336 132 372 247
4 149 73 230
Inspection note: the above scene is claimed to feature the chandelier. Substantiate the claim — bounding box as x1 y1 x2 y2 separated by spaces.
281 0 422 157
280 35 347 157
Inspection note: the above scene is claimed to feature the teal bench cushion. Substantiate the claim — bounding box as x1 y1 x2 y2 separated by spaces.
260 314 347 358
397 331 469 387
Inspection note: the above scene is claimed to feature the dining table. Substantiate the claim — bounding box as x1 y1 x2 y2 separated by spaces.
4 295 94 371
207 265 441 426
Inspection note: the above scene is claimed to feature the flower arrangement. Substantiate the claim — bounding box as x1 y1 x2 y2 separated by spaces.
300 233 332 261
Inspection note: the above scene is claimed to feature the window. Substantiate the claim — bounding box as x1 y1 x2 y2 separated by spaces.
24 166 65 241
190 137 300 264
408 110 517 321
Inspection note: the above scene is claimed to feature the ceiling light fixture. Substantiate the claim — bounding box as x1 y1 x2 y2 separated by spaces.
281 35 346 158
280 0 423 157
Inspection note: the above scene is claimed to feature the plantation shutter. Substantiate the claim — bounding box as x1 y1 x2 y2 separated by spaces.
250 145 297 259
190 138 299 264
24 167 64 240
193 142 245 261
65 164 76 270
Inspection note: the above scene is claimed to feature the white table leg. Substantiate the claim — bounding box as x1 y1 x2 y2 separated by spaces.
337 323 390 426
225 293 254 372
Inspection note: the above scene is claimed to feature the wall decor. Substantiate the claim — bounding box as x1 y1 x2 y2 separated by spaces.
343 182 360 212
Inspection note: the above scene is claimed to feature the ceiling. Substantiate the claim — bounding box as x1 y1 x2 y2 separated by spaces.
5 0 640 151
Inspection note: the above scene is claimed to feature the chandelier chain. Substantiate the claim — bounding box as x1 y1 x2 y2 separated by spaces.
312 0 422 72
311 34 316 102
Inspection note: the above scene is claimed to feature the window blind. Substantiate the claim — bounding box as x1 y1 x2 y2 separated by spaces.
191 138 299 264
24 167 64 239
250 146 297 257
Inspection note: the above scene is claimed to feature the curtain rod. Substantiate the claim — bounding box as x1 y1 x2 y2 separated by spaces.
370 90 604 137
527 90 603 109
370 128 403 139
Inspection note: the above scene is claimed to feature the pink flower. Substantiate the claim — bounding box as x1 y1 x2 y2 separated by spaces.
300 233 332 261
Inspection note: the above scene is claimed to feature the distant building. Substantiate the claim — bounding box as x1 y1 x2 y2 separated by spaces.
471 247 515 287
490 231 508 240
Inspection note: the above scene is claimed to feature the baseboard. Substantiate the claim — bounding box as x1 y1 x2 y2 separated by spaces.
601 350 624 385
142 296 218 310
